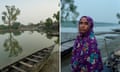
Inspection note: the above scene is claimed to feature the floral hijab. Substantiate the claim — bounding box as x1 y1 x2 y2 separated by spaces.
71 16 103 72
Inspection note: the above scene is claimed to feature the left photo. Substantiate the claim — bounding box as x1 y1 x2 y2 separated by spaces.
0 0 59 72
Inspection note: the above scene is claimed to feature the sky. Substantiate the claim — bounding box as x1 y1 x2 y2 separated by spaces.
0 0 120 25
0 0 59 25
74 0 120 23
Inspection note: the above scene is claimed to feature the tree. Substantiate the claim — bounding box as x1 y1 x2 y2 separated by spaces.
12 22 21 29
39 20 44 25
116 13 120 24
53 11 59 23
45 18 53 28
2 5 20 28
61 0 79 22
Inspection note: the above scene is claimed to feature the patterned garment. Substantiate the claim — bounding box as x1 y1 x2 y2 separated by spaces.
71 16 103 72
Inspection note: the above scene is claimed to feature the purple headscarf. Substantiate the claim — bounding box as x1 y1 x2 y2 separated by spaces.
71 16 103 72
78 16 94 37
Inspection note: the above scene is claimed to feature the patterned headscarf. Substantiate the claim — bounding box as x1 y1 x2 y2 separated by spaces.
71 16 103 72
78 16 94 37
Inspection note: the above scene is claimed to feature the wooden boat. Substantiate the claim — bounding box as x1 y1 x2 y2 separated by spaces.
0 45 55 72
61 39 74 57
61 47 72 57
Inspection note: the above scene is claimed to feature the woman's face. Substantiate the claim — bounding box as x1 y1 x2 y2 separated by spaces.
79 17 90 33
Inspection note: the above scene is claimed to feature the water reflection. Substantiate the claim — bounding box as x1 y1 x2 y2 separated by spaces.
1 28 59 57
36 27 59 44
3 31 22 57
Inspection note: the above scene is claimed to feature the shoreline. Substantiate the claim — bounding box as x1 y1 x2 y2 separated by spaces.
61 29 120 42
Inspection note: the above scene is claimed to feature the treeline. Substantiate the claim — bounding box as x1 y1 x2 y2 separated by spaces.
0 5 59 32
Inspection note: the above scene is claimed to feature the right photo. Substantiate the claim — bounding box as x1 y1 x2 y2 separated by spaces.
61 0 120 72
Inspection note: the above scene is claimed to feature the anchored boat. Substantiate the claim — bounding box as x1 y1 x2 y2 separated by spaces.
0 45 55 72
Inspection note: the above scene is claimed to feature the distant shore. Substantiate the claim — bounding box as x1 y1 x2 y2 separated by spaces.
61 29 120 42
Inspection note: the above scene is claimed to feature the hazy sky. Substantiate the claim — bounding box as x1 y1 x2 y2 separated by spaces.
1 0 120 24
0 0 59 24
74 0 120 23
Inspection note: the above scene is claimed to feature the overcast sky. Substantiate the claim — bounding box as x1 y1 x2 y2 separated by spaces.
0 0 59 25
74 0 120 23
1 0 120 24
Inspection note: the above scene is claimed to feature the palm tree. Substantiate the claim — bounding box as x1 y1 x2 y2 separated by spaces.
2 5 20 29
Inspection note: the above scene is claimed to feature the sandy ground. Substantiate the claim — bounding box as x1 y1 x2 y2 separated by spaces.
40 44 59 72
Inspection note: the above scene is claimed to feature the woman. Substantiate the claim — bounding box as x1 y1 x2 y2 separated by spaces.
71 16 103 72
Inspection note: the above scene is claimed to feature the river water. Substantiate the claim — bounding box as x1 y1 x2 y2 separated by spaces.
0 31 57 69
